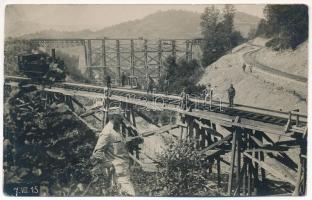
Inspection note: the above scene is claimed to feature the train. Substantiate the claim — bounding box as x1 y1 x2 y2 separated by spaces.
17 49 66 83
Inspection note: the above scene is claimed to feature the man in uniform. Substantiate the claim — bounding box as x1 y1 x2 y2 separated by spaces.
91 116 135 196
121 72 127 87
163 73 170 95
227 84 236 107
147 75 154 94
103 75 112 97
180 87 189 110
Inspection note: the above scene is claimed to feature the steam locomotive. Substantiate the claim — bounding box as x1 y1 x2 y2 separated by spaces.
17 49 66 83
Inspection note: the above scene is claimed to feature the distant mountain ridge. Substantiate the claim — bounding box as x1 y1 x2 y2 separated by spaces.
15 10 261 39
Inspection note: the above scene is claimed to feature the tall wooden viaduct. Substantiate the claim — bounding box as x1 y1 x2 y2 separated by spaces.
31 38 203 86
5 75 307 196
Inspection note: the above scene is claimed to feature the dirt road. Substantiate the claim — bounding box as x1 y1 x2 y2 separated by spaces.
243 47 307 84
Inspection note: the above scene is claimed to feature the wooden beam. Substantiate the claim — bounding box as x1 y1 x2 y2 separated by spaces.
128 153 157 172
116 40 121 85
193 119 224 137
130 39 135 85
247 131 252 196
243 152 296 185
204 149 226 157
70 111 100 133
228 129 237 196
244 148 287 153
199 134 232 154
134 109 160 127
293 153 302 196
217 155 221 187
195 124 200 149
83 40 88 66
236 128 241 195
71 97 103 121
256 132 266 182
142 124 179 137
71 96 85 108
220 157 231 166
80 110 100 118
158 40 162 79
130 105 136 127
144 40 148 84
233 161 247 196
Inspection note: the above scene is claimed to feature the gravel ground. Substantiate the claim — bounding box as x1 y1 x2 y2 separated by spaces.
198 39 307 113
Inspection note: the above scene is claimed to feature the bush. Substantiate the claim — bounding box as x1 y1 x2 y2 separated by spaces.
265 38 291 50
153 139 211 196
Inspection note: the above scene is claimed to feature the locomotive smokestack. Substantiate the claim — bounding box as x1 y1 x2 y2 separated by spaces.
51 49 56 61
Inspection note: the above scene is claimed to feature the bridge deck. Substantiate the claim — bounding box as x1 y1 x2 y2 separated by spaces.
5 75 307 136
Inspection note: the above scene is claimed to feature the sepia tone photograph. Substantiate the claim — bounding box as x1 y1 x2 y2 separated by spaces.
2 3 308 197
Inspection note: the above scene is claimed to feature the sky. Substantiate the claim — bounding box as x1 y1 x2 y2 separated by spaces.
6 4 265 32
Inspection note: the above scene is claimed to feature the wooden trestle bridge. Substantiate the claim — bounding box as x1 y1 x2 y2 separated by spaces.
4 75 307 196
31 38 203 85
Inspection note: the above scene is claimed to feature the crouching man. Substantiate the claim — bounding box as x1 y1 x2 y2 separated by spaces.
91 115 135 196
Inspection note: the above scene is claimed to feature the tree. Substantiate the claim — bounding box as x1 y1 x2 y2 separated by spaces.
230 31 245 47
200 6 220 40
222 5 235 49
255 19 269 37
200 5 244 66
200 6 221 66
159 56 205 95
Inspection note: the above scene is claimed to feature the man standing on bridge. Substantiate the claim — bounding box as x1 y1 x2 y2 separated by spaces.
227 84 236 107
180 87 189 110
105 75 112 89
203 83 213 101
104 74 112 95
91 115 135 196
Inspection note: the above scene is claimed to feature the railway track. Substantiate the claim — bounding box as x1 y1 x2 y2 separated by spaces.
5 75 307 130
